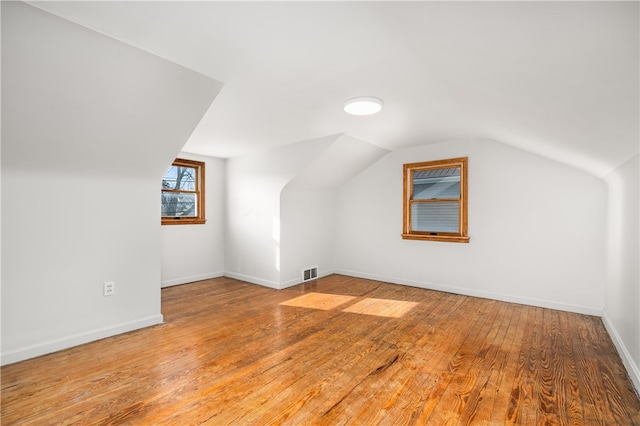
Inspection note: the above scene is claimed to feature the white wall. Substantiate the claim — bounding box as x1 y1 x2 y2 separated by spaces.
334 139 607 314
280 189 337 286
224 136 338 288
1 2 221 364
228 133 388 288
161 153 225 287
603 154 640 390
279 135 389 287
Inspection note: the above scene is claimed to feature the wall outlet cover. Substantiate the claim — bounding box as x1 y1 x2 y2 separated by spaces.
104 281 115 296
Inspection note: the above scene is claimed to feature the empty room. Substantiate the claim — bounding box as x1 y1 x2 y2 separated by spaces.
2 1 639 424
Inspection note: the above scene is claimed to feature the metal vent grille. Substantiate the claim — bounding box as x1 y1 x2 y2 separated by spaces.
302 266 318 282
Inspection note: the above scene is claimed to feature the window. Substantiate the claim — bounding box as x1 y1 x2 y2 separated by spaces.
402 157 468 243
161 158 205 225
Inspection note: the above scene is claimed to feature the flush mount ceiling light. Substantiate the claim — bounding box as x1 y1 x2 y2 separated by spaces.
343 96 383 116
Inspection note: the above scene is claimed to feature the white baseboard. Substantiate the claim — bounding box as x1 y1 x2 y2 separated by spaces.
333 269 603 317
280 269 336 289
161 271 225 288
223 271 280 289
225 269 336 290
602 312 640 394
1 314 164 366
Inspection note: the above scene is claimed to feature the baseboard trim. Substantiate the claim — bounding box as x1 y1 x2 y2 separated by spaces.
602 312 640 394
161 271 225 288
280 269 336 289
333 269 602 316
1 314 164 366
223 272 280 289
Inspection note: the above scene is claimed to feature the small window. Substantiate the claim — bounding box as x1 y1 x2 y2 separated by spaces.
161 158 205 225
402 157 469 243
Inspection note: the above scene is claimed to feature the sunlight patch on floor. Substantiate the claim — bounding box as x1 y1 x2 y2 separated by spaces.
280 293 419 318
280 292 356 310
342 298 419 318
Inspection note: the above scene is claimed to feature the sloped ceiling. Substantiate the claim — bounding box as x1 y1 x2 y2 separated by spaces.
285 135 390 191
3 1 223 179
29 1 639 177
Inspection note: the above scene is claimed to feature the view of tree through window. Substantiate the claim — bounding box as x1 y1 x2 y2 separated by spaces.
161 158 205 225
162 165 196 216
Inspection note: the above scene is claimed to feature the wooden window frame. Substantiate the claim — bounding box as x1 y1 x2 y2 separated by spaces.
402 157 469 243
161 158 206 225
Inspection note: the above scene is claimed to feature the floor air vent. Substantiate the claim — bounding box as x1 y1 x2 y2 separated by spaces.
302 266 318 282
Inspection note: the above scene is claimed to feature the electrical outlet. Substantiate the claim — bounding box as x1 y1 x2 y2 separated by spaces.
104 281 115 296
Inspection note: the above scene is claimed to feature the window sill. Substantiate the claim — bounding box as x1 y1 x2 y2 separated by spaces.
162 218 206 225
402 233 470 243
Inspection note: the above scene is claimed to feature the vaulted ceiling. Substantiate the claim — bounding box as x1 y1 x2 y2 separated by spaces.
29 1 639 177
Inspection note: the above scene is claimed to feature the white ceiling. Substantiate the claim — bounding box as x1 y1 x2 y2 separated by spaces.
29 1 639 176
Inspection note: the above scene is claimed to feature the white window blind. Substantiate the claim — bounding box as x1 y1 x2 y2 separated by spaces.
410 167 460 233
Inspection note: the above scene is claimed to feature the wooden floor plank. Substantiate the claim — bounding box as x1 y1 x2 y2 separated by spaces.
2 275 639 425
571 314 619 425
455 301 520 424
555 311 585 426
363 293 472 424
537 309 563 425
486 303 529 424
320 290 462 425
422 298 519 425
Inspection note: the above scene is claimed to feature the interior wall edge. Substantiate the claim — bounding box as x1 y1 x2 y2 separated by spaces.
602 311 640 394
0 314 164 366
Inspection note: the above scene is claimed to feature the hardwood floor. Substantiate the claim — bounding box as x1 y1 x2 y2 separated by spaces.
2 275 640 425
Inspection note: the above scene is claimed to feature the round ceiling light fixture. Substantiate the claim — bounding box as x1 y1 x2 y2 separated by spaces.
343 96 383 116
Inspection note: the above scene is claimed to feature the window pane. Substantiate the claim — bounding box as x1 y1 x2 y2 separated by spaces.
412 167 460 200
161 192 197 217
411 201 459 232
162 166 196 190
